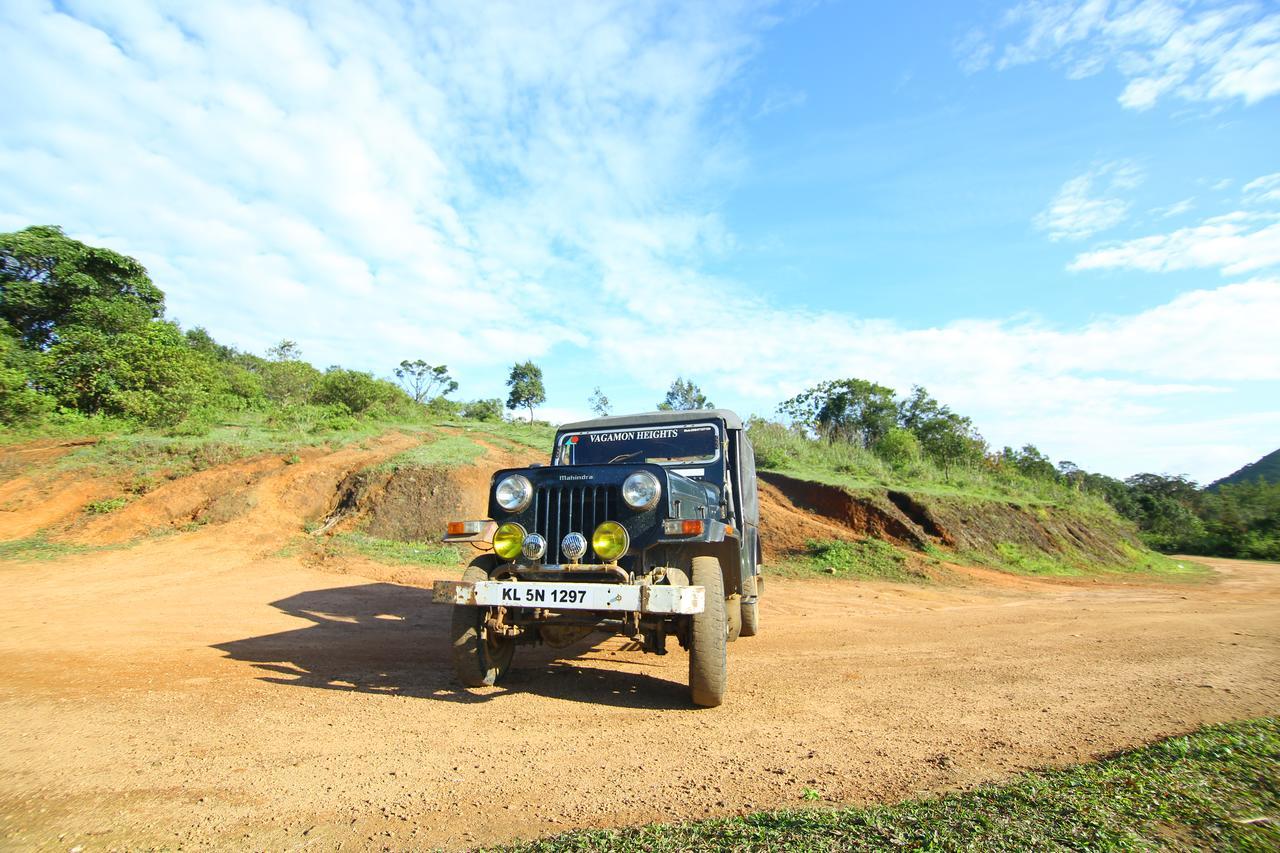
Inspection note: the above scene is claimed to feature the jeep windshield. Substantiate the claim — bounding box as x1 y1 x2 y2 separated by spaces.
553 423 720 467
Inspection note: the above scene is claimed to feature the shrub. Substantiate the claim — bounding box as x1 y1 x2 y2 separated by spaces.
85 496 129 514
461 398 503 422
874 427 922 469
0 365 54 424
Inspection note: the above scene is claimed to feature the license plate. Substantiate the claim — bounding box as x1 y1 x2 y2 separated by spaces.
473 582 634 610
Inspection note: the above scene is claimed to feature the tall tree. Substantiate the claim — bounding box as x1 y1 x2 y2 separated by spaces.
779 378 896 447
1 225 164 348
267 339 301 362
506 361 546 424
395 359 457 404
657 377 713 411
588 386 611 417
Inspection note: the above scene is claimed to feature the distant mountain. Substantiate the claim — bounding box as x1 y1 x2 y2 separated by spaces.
1208 448 1280 491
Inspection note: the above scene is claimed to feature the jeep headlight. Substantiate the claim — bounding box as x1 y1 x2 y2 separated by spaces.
494 474 533 512
621 471 661 511
493 522 526 560
592 521 630 562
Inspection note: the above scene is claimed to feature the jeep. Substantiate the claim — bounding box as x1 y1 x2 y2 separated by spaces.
432 409 762 707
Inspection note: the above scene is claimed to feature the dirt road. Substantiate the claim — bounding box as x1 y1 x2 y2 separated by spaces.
2 512 1278 851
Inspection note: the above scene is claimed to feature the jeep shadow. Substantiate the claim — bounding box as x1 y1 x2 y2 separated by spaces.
212 581 689 709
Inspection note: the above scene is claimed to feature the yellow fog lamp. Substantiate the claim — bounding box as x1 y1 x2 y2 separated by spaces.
493 522 527 561
592 521 630 562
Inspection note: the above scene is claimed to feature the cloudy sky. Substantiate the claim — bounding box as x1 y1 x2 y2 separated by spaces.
2 0 1278 482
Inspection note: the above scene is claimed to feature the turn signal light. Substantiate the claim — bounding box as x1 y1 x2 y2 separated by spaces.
447 521 485 536
662 519 704 535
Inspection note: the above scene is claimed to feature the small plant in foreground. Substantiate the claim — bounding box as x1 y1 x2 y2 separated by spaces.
84 496 130 514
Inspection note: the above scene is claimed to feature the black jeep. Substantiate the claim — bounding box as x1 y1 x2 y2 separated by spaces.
432 409 762 707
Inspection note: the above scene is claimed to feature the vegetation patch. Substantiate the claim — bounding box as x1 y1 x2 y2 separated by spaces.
84 496 130 514
331 532 461 567
373 433 486 471
773 537 926 583
0 534 98 562
968 541 1208 580
500 717 1280 852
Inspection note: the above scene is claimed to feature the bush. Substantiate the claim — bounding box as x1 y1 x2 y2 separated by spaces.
461 398 503 422
310 368 399 415
874 428 921 469
0 365 54 424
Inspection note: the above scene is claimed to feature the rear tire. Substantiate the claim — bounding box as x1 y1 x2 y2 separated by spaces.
689 555 727 708
451 558 515 687
741 573 760 638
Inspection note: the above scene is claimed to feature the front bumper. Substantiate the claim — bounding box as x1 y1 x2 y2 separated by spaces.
432 579 704 614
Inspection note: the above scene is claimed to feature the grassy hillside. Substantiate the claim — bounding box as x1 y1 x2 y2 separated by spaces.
1210 447 1280 490
749 422 1194 579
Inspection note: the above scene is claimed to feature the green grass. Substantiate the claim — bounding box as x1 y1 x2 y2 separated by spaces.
84 496 130 514
969 541 1210 580
331 532 461 566
48 408 436 479
0 534 99 561
373 433 487 470
772 537 927 583
436 418 558 454
750 423 1115 514
499 717 1280 852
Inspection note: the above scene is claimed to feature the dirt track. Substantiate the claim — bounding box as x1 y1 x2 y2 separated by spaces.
1 441 1279 850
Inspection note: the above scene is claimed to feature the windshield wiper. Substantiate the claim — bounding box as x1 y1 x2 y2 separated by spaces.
608 451 643 464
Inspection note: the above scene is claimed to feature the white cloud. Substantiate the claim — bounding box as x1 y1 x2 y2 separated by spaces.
1034 161 1143 240
753 87 807 119
1070 213 1280 274
1244 172 1280 202
964 0 1280 110
0 1 1276 481
1151 197 1194 217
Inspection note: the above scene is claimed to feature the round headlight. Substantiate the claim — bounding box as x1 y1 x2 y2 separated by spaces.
493 522 526 560
561 532 588 562
495 474 533 512
522 533 547 561
592 521 630 562
621 471 661 511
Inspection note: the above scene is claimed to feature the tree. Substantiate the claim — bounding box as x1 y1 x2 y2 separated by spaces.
394 359 457 404
1 225 163 349
267 339 301 362
779 378 895 447
589 386 611 417
657 377 712 411
506 361 546 423
40 320 219 425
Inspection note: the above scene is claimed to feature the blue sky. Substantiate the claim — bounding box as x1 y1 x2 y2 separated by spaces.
1 0 1278 481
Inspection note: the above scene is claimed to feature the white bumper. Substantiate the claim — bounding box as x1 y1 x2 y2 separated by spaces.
432 580 704 615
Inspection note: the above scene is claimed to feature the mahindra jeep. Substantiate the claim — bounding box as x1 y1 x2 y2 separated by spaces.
432 409 762 707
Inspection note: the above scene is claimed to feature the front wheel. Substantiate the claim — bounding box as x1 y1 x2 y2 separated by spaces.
451 559 515 687
689 555 728 707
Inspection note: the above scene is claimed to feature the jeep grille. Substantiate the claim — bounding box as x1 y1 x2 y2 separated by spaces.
534 484 620 563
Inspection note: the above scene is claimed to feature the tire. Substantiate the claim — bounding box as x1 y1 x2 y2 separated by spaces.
726 593 742 642
741 572 760 638
689 555 728 708
451 558 515 687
